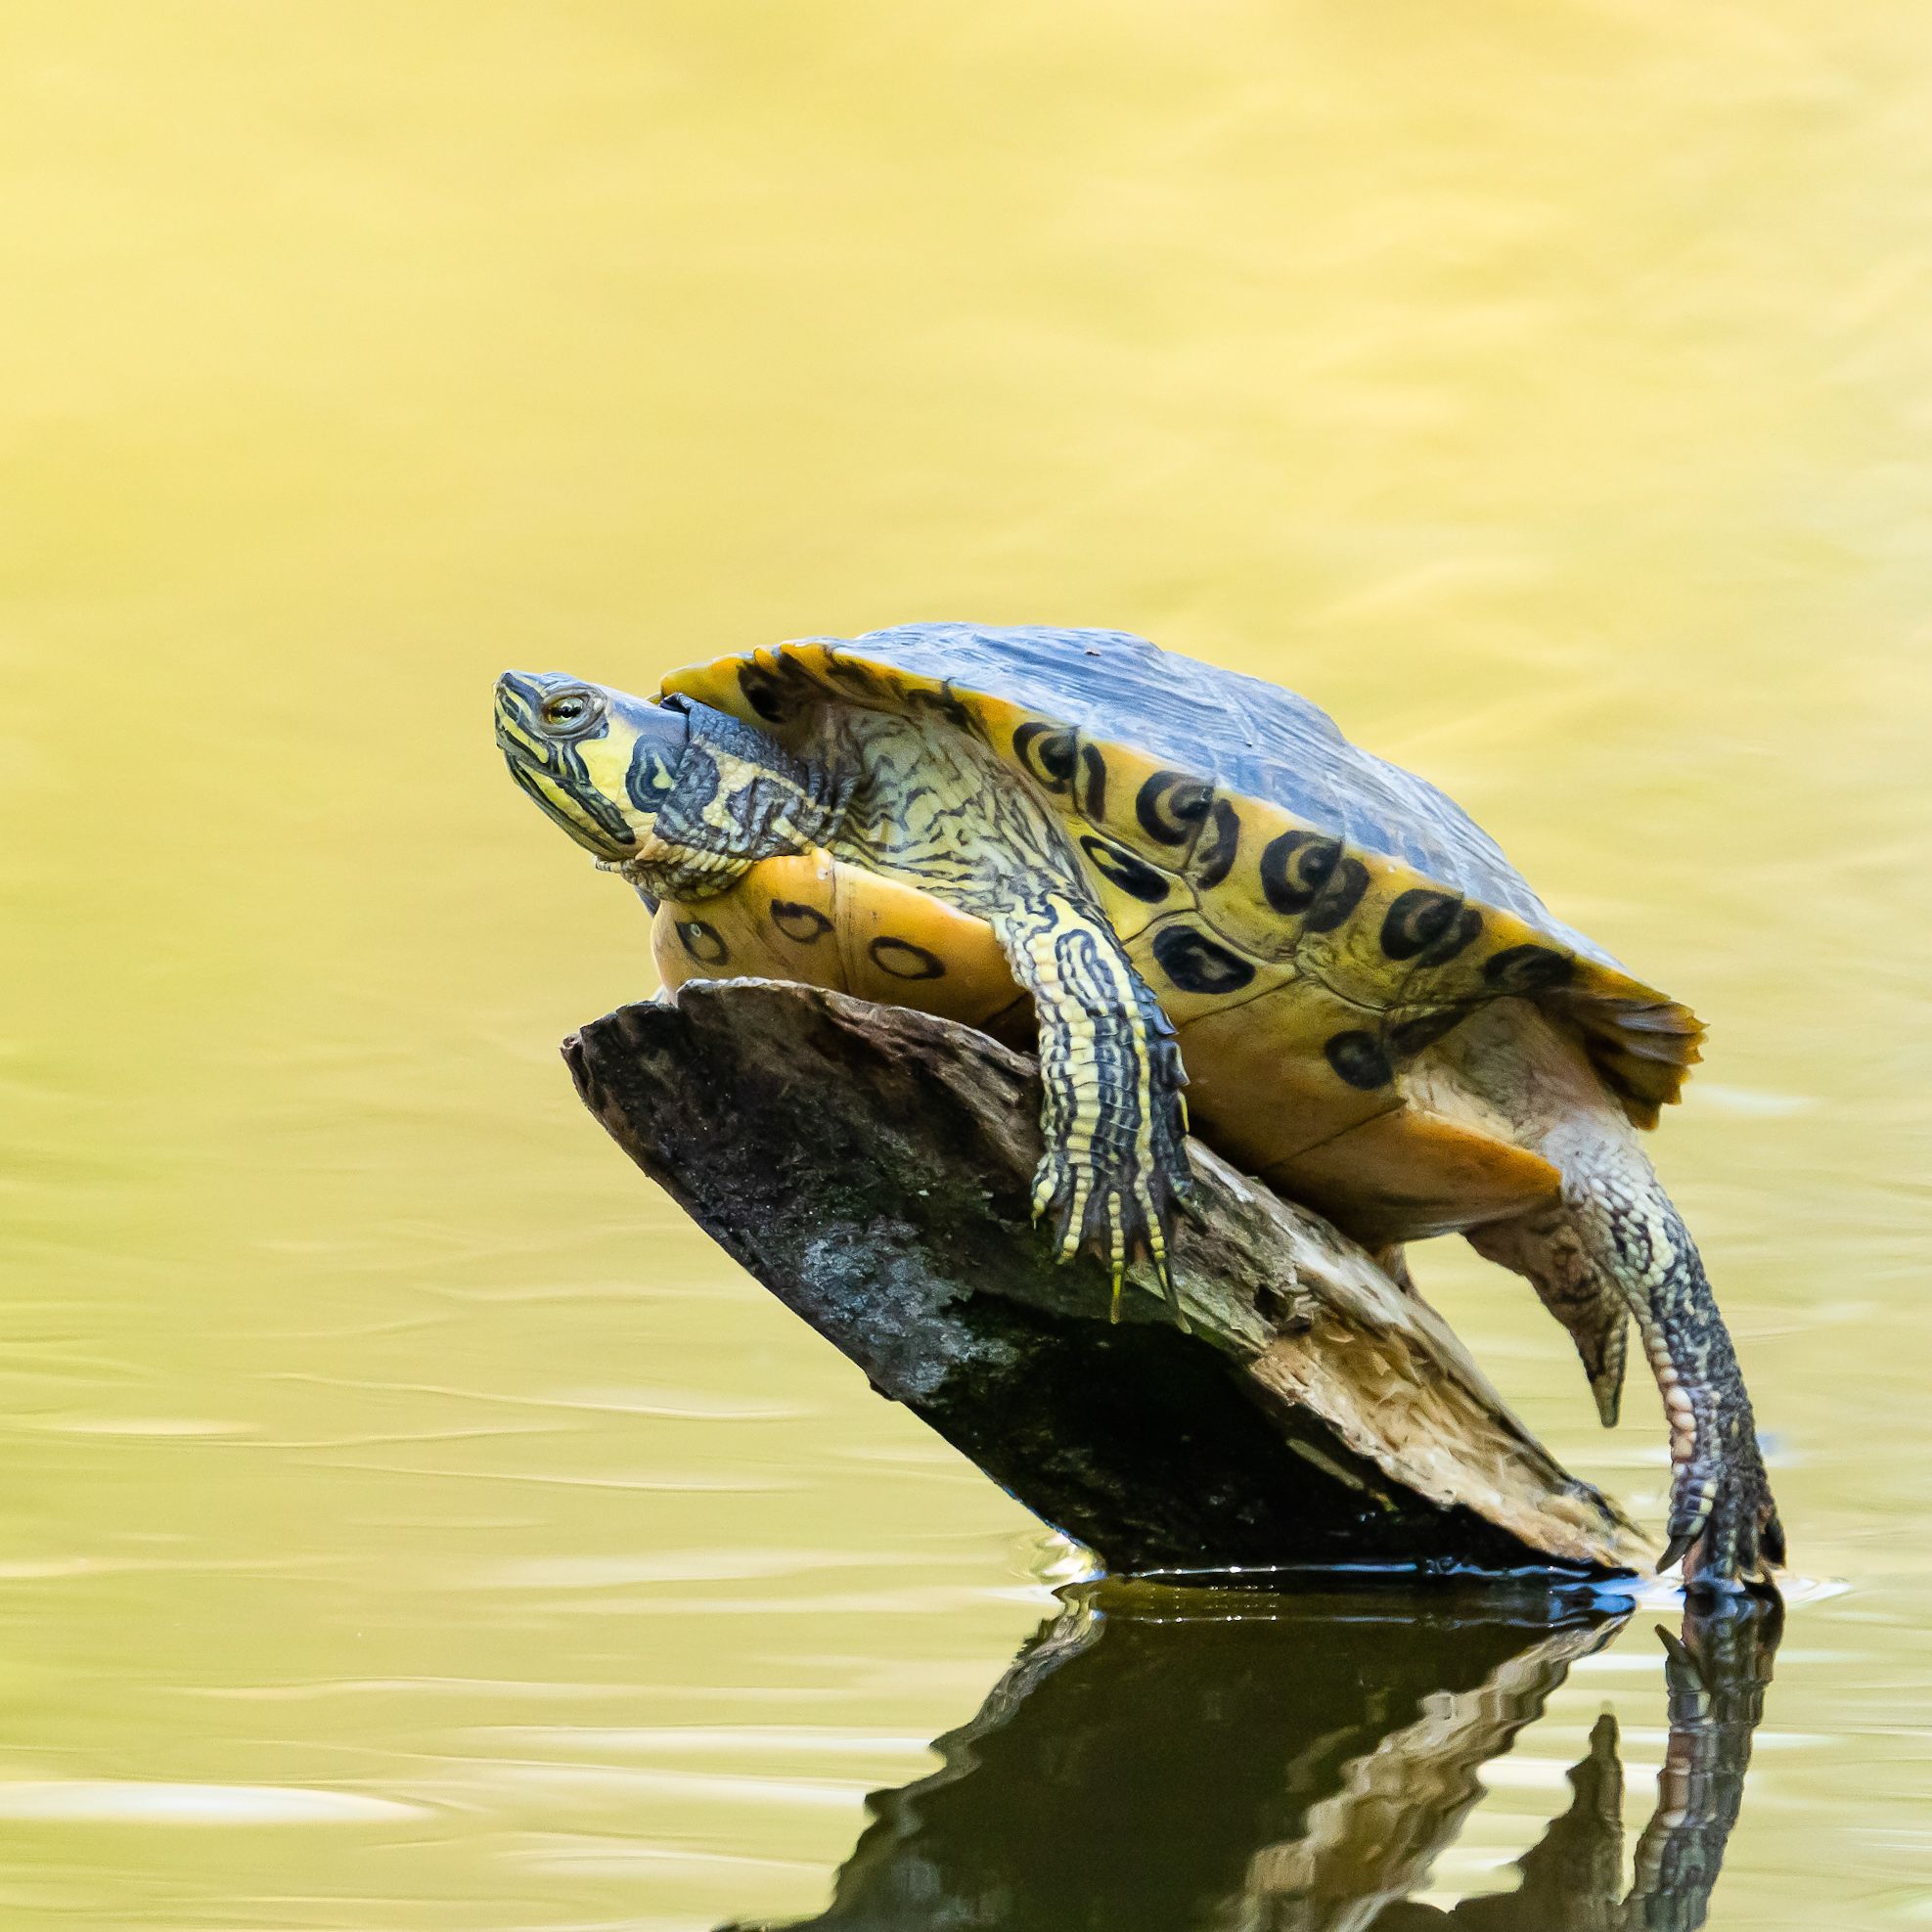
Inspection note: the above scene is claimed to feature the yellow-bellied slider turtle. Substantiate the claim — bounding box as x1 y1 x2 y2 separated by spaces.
494 623 1781 1587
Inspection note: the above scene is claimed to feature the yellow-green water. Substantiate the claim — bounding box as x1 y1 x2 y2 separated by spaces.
5 3 1930 1924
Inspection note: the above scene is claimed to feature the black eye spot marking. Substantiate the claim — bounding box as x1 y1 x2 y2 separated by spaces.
1151 923 1257 996
678 920 729 965
1380 888 1465 962
1302 857 1371 934
1325 1030 1394 1089
770 900 833 944
737 663 792 723
1191 799 1242 889
1388 1008 1468 1057
1080 835 1172 905
1012 722 1078 792
1484 944 1576 994
1079 743 1107 821
870 936 947 980
1259 830 1342 915
1422 905 1484 966
1136 771 1214 847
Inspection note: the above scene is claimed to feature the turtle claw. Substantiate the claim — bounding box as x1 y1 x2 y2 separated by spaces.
1032 1150 1189 1329
1661 1406 1783 1590
1000 897 1192 1327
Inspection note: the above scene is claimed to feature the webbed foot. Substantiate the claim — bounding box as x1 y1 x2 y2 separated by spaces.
1029 999 1191 1322
1003 894 1193 1325
1030 1139 1185 1313
1659 1392 1784 1592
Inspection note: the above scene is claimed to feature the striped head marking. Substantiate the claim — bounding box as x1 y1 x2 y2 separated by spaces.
494 670 690 858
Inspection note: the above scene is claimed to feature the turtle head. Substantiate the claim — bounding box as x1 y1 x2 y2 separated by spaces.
493 670 690 859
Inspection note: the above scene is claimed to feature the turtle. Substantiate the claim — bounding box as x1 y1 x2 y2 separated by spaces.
493 622 1782 1588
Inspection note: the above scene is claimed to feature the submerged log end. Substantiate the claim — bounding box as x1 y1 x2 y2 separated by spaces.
564 978 1650 1583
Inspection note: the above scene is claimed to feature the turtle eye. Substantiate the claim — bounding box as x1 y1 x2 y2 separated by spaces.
541 690 597 730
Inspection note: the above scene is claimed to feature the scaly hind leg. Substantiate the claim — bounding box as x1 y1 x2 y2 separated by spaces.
1472 1141 1781 1589
993 890 1193 1322
1561 1138 1783 1588
1466 1205 1632 1427
1444 1001 1781 1588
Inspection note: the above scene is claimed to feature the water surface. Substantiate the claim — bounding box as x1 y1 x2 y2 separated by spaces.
4 3 1929 1924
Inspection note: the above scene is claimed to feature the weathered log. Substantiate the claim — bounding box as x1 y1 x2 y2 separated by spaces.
562 979 1649 1580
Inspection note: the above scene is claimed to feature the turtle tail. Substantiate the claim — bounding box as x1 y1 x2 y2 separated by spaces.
1550 988 1706 1131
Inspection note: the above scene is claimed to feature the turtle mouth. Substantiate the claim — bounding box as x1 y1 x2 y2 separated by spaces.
492 670 638 857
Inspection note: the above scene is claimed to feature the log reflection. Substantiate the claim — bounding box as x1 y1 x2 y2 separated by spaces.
728 1584 1778 1932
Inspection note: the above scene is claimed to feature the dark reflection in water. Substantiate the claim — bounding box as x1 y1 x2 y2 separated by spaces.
729 1584 1779 1932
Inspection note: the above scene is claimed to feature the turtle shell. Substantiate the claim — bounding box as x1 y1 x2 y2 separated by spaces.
659 625 1703 1201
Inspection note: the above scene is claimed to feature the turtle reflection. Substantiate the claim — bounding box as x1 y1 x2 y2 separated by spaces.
725 1584 1778 1932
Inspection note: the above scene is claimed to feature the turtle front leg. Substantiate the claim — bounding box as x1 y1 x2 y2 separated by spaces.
1563 1142 1784 1591
993 891 1192 1320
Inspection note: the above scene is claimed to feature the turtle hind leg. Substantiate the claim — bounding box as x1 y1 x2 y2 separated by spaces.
1559 1140 1780 1590
995 890 1193 1327
1466 1204 1631 1428
1438 1000 1777 1587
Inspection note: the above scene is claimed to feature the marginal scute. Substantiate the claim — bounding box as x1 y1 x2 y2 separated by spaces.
1191 798 1242 889
1486 944 1576 993
1303 858 1371 933
1380 888 1467 962
1426 905 1485 966
737 660 792 723
1013 721 1077 792
1078 834 1171 905
1078 742 1107 821
902 684 978 734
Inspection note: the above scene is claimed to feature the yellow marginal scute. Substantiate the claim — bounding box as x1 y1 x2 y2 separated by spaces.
1261 1109 1564 1249
833 866 1020 1020
1068 738 1217 870
651 850 1025 1038
1074 839 1186 945
651 852 841 998
1168 979 1400 1174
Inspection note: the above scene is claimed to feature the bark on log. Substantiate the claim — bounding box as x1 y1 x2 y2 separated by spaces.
562 979 1650 1581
